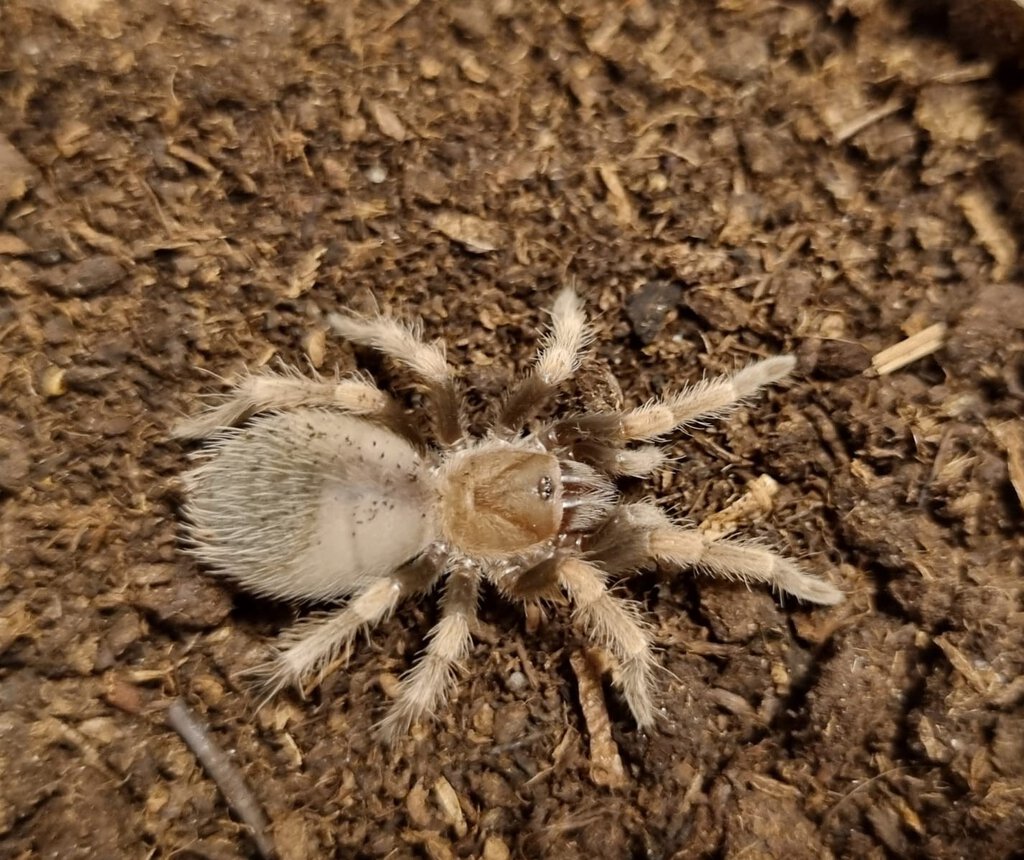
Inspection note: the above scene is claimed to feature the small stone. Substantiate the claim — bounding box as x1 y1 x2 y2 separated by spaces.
625 280 683 345
505 670 528 693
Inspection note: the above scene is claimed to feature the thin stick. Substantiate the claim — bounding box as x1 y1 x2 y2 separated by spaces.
166 699 277 860
870 323 946 376
832 99 903 144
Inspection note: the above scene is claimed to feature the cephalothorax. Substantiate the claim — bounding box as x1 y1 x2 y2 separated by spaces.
175 289 842 740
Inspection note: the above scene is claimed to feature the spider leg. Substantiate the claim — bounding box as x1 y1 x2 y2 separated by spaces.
328 308 463 445
172 367 414 441
584 502 673 574
647 523 844 605
246 550 445 698
590 503 843 605
497 287 592 433
551 355 795 446
249 579 405 699
376 561 481 742
558 556 657 728
617 356 796 441
566 439 669 478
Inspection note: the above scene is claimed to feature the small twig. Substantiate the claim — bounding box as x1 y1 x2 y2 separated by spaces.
870 323 946 376
166 698 277 860
832 99 903 144
823 766 906 821
513 638 542 690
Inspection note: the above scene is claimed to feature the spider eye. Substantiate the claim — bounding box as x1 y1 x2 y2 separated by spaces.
537 475 553 500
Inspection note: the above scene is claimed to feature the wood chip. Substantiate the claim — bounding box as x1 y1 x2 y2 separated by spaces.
305 327 327 369
832 98 903 144
405 779 433 828
0 134 39 207
481 835 511 860
0 597 33 655
870 323 946 375
459 54 490 84
430 211 506 253
989 420 1024 510
597 163 635 226
699 474 779 540
167 142 217 174
934 635 999 697
0 234 31 255
285 245 326 298
707 687 757 718
569 648 627 788
369 100 408 141
958 189 1019 280
433 776 468 838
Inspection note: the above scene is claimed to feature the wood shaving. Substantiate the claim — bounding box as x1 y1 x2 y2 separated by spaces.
369 100 408 141
430 211 507 253
958 189 1019 280
870 323 947 375
597 163 635 227
569 648 627 788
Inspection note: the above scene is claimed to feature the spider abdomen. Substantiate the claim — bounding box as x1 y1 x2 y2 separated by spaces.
182 410 437 602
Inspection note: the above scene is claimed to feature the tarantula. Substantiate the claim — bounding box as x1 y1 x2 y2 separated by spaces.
175 288 842 741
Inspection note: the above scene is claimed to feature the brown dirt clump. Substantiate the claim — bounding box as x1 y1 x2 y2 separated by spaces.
2 1 1022 857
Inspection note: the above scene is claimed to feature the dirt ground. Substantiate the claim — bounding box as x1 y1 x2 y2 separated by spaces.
2 0 1023 857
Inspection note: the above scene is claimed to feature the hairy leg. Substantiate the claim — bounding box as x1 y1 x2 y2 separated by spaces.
583 502 674 575
588 502 842 604
550 355 795 446
497 287 593 433
329 308 463 445
173 367 408 440
647 524 843 605
558 556 657 728
376 561 481 742
246 551 445 698
617 356 796 441
566 440 669 478
249 579 405 700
